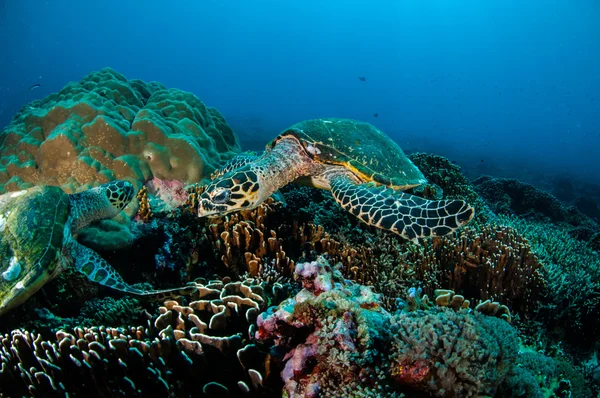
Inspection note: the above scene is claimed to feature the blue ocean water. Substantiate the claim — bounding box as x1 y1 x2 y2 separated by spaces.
1 0 598 188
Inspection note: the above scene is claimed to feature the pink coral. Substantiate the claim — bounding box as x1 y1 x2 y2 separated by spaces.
294 258 334 295
146 177 189 210
256 256 392 397
391 359 431 386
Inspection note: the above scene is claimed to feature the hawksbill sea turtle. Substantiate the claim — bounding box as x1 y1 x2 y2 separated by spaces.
198 118 474 241
0 180 195 317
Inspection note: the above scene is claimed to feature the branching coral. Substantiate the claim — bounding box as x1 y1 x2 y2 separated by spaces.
0 67 240 194
296 221 543 316
202 198 296 278
498 214 600 347
406 224 545 315
136 185 152 222
155 278 267 354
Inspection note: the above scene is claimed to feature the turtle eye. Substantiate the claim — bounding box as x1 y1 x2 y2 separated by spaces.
212 188 231 204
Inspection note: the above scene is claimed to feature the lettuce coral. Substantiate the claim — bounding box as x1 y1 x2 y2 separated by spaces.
0 67 240 194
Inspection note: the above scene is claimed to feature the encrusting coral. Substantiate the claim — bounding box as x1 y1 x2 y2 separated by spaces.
0 67 240 194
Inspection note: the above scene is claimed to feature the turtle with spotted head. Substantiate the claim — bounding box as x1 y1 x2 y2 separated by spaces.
0 181 195 317
198 118 474 241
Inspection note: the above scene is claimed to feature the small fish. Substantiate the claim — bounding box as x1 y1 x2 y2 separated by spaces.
29 84 41 91
373 113 378 118
358 77 366 82
451 160 458 164
480 159 485 163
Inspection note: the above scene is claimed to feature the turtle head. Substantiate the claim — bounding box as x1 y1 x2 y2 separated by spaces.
198 169 262 217
103 180 136 212
68 180 136 233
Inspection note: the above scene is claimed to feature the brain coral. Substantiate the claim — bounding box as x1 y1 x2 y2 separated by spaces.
0 68 240 193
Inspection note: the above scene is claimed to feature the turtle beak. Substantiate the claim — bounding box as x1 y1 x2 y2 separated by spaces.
197 195 229 218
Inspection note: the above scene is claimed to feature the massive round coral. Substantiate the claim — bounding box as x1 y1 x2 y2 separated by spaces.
0 68 240 193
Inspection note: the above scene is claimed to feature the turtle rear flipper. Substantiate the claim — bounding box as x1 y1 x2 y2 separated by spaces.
329 174 474 243
66 240 196 300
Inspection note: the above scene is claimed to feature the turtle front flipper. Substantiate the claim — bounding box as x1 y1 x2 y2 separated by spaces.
328 174 474 242
66 239 196 300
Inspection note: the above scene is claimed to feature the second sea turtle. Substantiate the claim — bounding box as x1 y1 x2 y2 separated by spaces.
0 181 194 316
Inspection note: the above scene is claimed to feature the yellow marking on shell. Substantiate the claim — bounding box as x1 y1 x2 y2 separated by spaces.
299 131 418 190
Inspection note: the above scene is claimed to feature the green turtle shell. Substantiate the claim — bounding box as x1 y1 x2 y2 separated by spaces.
0 186 70 314
271 118 427 189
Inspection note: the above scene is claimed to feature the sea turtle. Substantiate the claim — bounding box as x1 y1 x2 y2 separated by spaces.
198 118 474 241
0 180 194 317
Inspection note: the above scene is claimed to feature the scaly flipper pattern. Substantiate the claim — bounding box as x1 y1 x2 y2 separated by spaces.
66 239 196 300
328 173 474 242
211 152 259 180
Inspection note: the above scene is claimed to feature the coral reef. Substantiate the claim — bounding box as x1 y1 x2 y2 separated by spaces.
256 256 520 397
289 213 544 316
406 224 545 315
0 278 273 397
498 214 600 348
2 107 597 397
473 175 599 241
500 348 590 398
0 67 240 194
